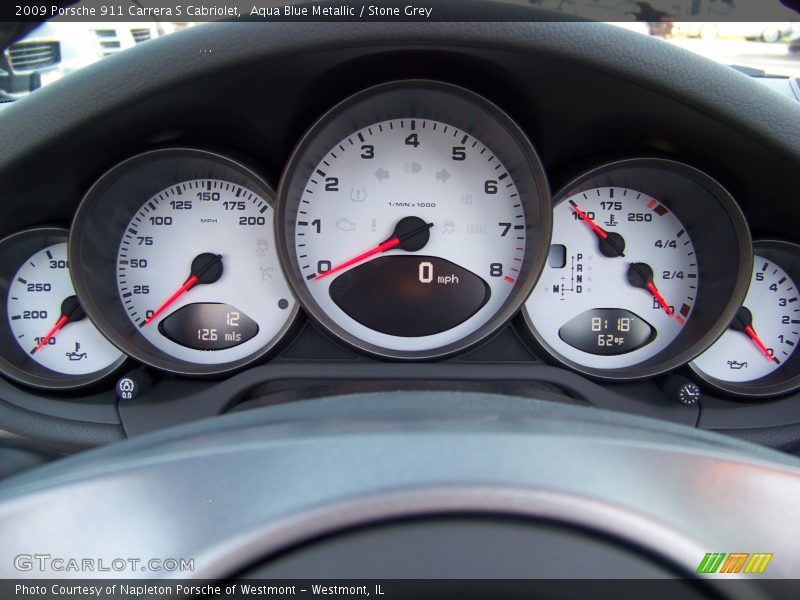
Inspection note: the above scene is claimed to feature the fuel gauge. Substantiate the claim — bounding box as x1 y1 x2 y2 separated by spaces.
522 159 752 381
0 228 125 390
691 240 800 398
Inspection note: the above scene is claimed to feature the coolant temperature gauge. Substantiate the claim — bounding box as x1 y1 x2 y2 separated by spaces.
525 185 698 372
691 240 800 398
0 228 126 390
522 159 752 381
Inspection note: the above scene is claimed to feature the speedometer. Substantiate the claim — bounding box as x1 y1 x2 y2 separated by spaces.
523 159 752 380
116 179 283 364
276 81 551 359
70 149 298 376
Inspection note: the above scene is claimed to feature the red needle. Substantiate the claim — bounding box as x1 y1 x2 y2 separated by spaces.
570 201 608 240
646 282 675 318
315 238 400 281
141 253 222 327
744 325 777 363
31 315 69 354
31 296 85 354
314 218 434 281
143 275 198 326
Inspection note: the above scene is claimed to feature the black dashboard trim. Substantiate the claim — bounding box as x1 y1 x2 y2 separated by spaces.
1 20 800 448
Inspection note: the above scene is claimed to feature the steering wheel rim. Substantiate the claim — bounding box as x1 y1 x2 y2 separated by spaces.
1 392 798 586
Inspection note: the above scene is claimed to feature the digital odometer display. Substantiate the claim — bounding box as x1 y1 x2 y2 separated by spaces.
116 178 293 365
68 149 299 376
158 302 259 351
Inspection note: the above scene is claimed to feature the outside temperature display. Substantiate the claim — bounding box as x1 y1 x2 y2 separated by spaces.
526 185 698 370
559 308 655 356
521 159 752 380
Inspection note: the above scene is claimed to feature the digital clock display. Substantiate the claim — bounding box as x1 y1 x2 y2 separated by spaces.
558 308 655 356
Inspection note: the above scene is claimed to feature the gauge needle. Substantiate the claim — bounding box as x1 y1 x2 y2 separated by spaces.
31 296 85 354
314 216 434 281
732 306 777 363
626 262 676 318
568 200 626 258
141 253 223 327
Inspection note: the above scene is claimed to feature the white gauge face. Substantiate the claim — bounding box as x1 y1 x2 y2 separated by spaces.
692 256 800 382
526 188 698 370
292 118 527 353
8 243 123 375
116 179 296 364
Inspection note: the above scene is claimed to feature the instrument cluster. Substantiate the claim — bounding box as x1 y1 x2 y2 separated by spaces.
1 80 798 401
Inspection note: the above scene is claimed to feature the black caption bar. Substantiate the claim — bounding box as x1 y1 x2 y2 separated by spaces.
3 0 800 23
3 580 800 600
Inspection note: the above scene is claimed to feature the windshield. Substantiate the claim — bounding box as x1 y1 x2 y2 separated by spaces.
2 0 799 100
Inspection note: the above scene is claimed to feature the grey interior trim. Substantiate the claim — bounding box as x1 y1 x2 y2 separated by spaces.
117 362 700 436
0 397 124 451
0 377 120 425
2 19 800 445
0 393 797 585
1 20 800 177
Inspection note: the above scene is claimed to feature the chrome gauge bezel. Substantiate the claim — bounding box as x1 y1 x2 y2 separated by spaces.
276 80 552 360
68 148 300 377
0 227 127 390
689 240 800 399
521 158 753 381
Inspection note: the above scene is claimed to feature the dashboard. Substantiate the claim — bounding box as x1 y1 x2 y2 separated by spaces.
2 20 800 454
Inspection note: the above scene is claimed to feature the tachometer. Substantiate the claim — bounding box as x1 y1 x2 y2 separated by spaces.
523 159 752 380
69 149 298 376
0 228 125 389
276 81 551 359
691 240 800 398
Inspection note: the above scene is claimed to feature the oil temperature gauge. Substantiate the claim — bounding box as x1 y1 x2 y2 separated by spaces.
691 240 800 398
0 228 125 390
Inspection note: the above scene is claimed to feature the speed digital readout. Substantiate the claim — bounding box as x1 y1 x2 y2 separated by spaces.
289 117 527 353
277 82 551 359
